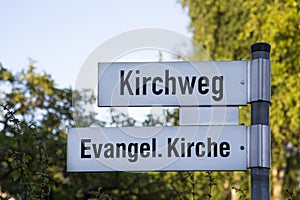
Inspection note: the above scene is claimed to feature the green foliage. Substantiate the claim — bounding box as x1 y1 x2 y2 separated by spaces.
88 187 111 200
0 65 104 199
182 0 300 198
232 186 250 200
1 105 50 199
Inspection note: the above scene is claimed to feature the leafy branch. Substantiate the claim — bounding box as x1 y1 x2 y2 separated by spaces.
203 171 216 200
88 187 111 200
1 104 51 199
286 189 296 200
232 186 249 200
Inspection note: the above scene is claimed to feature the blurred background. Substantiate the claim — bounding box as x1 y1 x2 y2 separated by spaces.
0 0 299 199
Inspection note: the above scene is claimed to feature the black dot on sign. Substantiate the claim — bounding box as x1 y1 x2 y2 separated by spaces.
158 154 162 157
240 146 245 150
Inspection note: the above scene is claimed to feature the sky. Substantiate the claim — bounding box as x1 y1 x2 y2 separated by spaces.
0 0 191 88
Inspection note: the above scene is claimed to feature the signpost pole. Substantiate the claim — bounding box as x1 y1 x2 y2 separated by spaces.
250 42 271 200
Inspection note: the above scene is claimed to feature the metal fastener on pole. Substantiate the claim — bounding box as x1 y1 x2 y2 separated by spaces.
250 42 271 200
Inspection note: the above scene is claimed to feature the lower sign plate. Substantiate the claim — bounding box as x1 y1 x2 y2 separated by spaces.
67 126 247 172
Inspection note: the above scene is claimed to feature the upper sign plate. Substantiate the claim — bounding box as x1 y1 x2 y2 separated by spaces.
98 61 247 106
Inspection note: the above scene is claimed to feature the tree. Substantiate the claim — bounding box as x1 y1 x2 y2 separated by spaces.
182 0 300 199
0 64 105 199
0 65 73 199
0 65 198 199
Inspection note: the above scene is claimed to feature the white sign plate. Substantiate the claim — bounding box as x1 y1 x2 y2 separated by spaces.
98 61 247 106
179 107 239 125
67 126 247 172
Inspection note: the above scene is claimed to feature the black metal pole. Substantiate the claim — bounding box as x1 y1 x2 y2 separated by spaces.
250 42 271 200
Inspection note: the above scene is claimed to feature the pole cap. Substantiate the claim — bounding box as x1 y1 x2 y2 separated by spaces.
251 42 271 53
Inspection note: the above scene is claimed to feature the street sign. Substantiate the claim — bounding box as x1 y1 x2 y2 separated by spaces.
70 42 271 200
98 61 247 107
67 126 247 172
